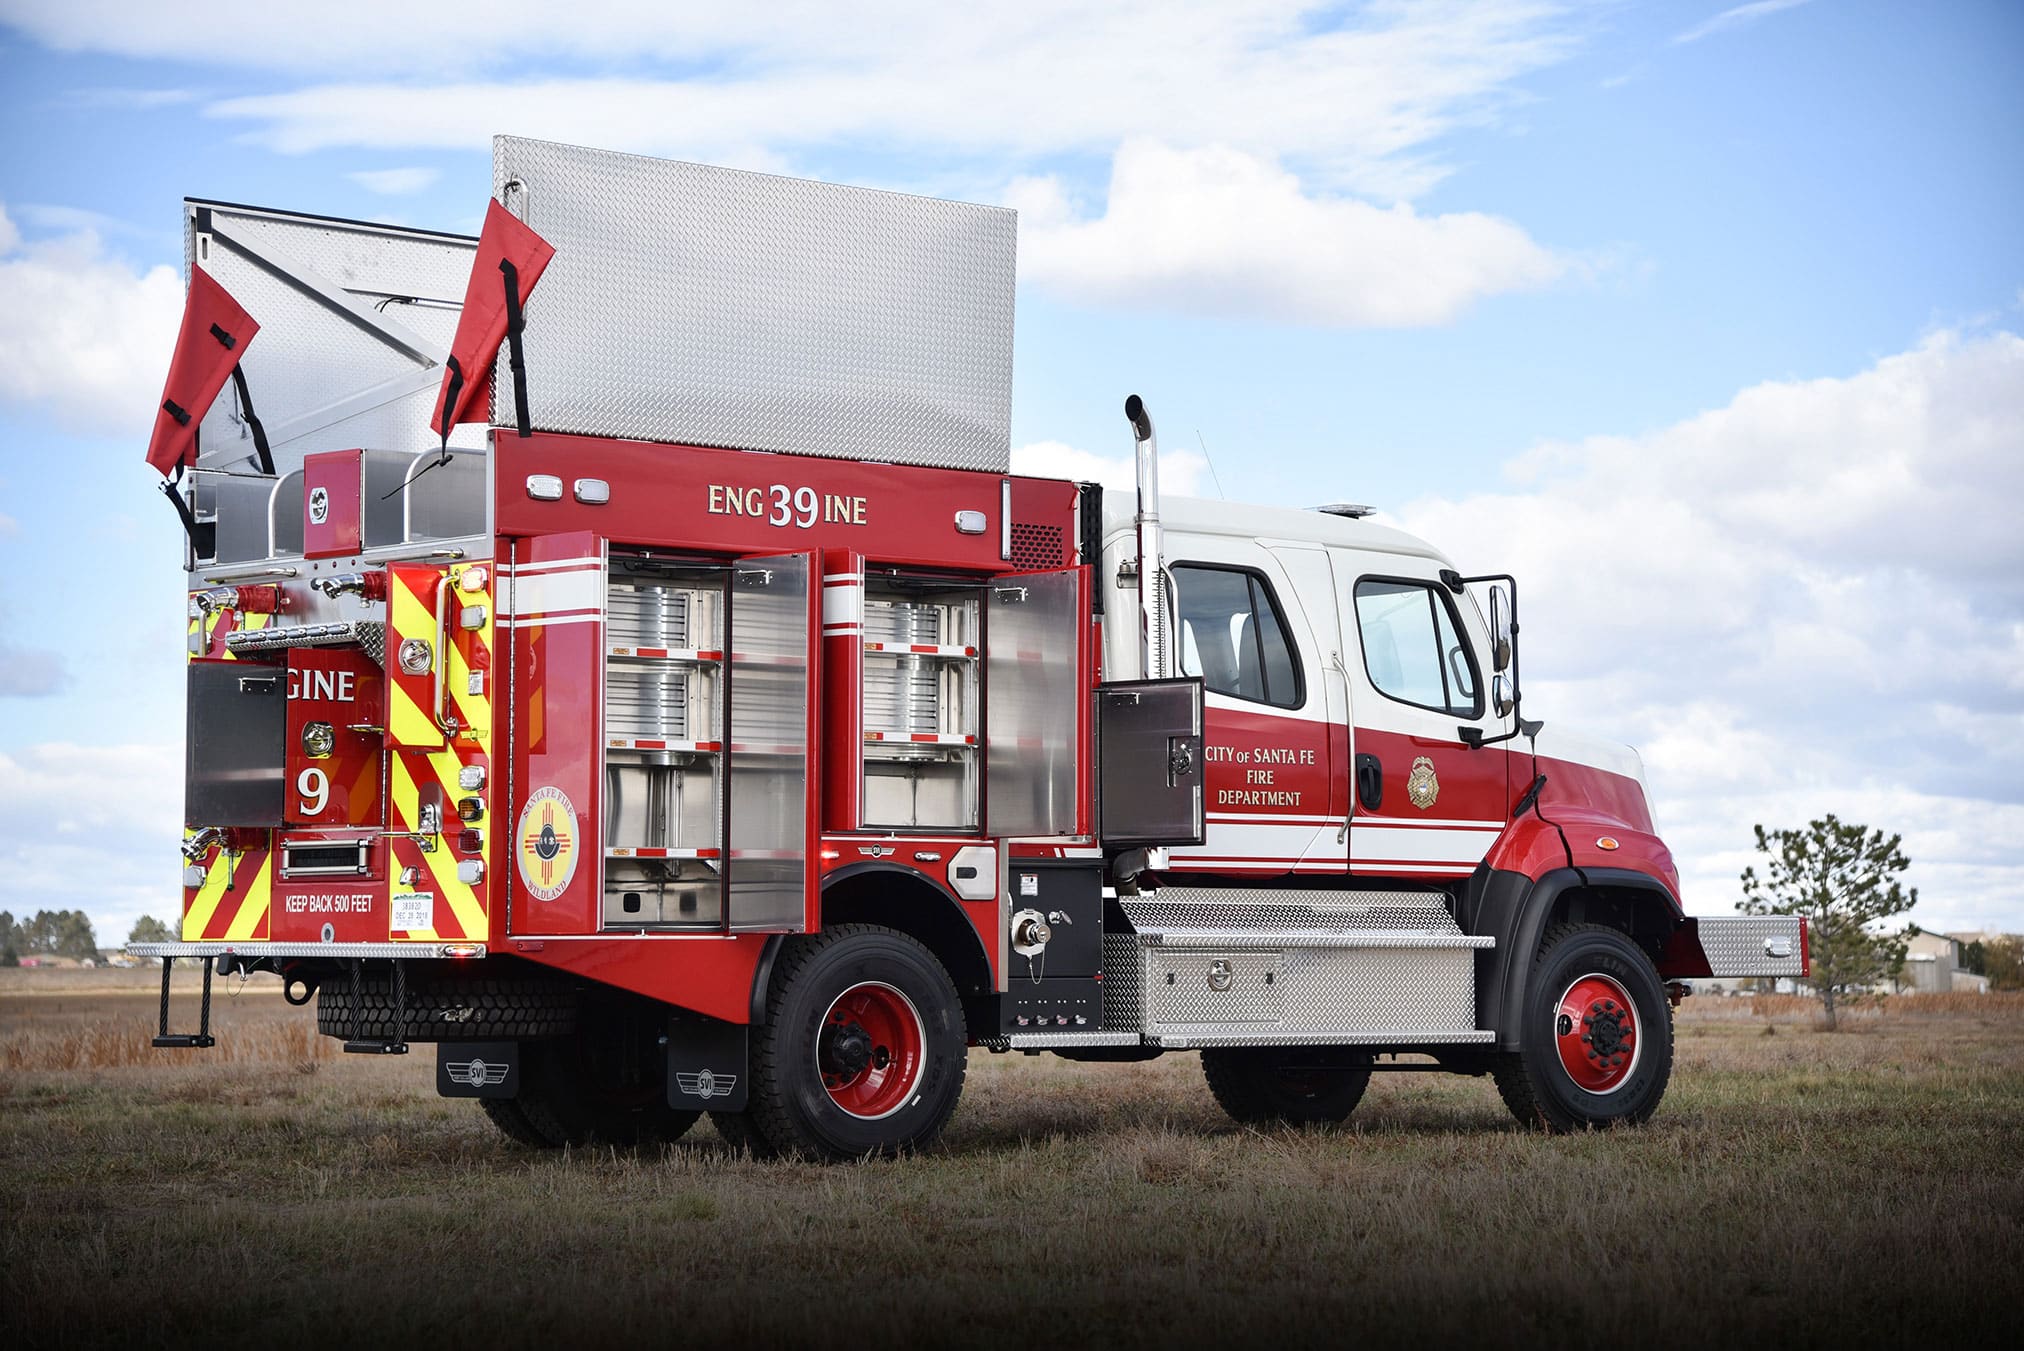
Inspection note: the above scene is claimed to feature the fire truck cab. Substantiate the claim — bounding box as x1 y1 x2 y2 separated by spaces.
134 137 1806 1159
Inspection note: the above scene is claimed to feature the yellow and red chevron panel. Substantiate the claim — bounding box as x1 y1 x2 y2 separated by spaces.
387 563 450 750
386 560 493 943
181 834 273 941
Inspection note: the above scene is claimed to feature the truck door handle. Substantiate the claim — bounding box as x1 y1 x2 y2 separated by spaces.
1355 753 1382 813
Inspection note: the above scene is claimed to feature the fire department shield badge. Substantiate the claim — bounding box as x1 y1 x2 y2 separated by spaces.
516 786 579 902
1407 756 1440 810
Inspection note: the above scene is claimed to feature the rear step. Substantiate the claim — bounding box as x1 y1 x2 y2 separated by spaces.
341 958 410 1055
152 955 217 1049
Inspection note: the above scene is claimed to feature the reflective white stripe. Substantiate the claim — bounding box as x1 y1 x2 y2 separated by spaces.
1354 862 1476 874
502 557 602 577
822 580 863 629
1173 820 1334 865
1351 825 1496 866
501 615 603 631
504 569 603 618
1355 816 1504 832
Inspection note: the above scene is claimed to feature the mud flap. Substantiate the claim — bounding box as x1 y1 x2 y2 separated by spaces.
667 1016 748 1112
436 1040 519 1098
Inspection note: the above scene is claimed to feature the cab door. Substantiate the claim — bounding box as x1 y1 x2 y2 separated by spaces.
1332 553 1512 882
1161 542 1338 879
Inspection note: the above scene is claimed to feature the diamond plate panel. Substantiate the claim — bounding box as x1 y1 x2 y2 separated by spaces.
1123 889 1473 939
1102 933 1143 1033
1692 916 1808 978
1276 946 1479 1033
491 137 1015 471
1150 951 1283 1025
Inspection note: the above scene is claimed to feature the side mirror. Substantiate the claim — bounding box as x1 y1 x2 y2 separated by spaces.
1487 585 1513 673
1493 671 1515 718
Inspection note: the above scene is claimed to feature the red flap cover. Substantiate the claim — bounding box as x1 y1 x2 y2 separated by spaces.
145 267 259 477
429 200 556 436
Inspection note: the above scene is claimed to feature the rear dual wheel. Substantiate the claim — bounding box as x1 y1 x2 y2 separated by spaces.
1202 1046 1373 1126
478 1012 699 1148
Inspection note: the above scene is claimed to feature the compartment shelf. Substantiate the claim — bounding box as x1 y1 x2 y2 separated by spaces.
606 736 722 753
607 846 721 860
608 645 723 663
863 641 976 658
864 731 976 746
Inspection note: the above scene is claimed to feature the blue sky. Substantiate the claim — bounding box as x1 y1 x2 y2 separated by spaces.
1 0 2020 944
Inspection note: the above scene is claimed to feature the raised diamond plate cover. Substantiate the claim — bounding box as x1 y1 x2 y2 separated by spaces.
491 136 1015 471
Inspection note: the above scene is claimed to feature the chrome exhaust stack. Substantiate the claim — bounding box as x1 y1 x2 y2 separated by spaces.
1125 394 1166 679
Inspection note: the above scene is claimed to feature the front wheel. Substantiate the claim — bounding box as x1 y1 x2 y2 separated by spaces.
1493 922 1673 1132
748 925 967 1160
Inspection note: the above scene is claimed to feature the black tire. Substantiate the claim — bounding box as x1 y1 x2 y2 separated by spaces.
478 1097 553 1148
511 1037 700 1148
316 973 577 1042
748 925 967 1161
1201 1046 1373 1126
1492 922 1674 1132
707 1110 773 1156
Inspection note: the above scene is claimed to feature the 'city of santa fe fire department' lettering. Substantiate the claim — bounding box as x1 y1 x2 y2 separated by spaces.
516 786 579 903
1205 744 1316 808
707 482 868 529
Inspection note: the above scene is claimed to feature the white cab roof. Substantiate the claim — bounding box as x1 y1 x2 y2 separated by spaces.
1100 493 1452 566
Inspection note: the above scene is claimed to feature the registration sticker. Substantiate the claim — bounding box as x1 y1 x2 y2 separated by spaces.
392 891 435 932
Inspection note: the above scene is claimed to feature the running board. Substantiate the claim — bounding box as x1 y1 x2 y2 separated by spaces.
1099 888 1493 1048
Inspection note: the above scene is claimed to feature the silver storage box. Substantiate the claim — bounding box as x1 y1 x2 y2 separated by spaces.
1104 892 1496 1047
492 136 1015 471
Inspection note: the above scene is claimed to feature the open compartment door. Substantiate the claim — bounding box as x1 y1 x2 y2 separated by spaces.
986 567 1082 838
727 552 816 932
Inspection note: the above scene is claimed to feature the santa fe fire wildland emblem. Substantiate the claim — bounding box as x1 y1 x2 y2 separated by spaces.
516 786 578 902
1406 756 1440 810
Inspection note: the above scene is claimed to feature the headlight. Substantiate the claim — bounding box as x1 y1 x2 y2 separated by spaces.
398 638 433 675
302 722 336 758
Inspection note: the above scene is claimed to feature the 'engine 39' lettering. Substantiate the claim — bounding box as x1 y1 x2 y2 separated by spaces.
707 482 868 529
287 668 356 702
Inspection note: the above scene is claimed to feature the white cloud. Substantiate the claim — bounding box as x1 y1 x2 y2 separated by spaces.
58 86 198 109
5 1 1582 201
1392 329 2024 931
0 742 182 944
0 202 183 438
347 166 440 195
1013 438 1210 497
1019 141 1566 326
1672 0 1812 46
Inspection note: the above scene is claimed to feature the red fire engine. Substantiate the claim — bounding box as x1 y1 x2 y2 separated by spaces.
133 137 1805 1158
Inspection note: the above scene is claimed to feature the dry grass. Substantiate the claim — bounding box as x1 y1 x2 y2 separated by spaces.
3 979 2020 1349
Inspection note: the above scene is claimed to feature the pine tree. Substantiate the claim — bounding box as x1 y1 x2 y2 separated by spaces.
1739 814 1917 1030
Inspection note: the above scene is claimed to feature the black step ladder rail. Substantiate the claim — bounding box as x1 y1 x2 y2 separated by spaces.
152 956 217 1049
342 957 410 1055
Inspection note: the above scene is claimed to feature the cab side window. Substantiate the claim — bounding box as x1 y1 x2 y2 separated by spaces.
1353 579 1480 717
1173 564 1302 709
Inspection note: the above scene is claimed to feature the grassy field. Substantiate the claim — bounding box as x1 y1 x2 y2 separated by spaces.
3 971 2020 1349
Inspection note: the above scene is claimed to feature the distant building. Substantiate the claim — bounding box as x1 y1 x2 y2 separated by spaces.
1899 931 1989 995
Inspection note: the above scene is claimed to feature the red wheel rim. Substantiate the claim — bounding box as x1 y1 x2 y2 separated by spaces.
1554 973 1641 1094
818 982 926 1120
